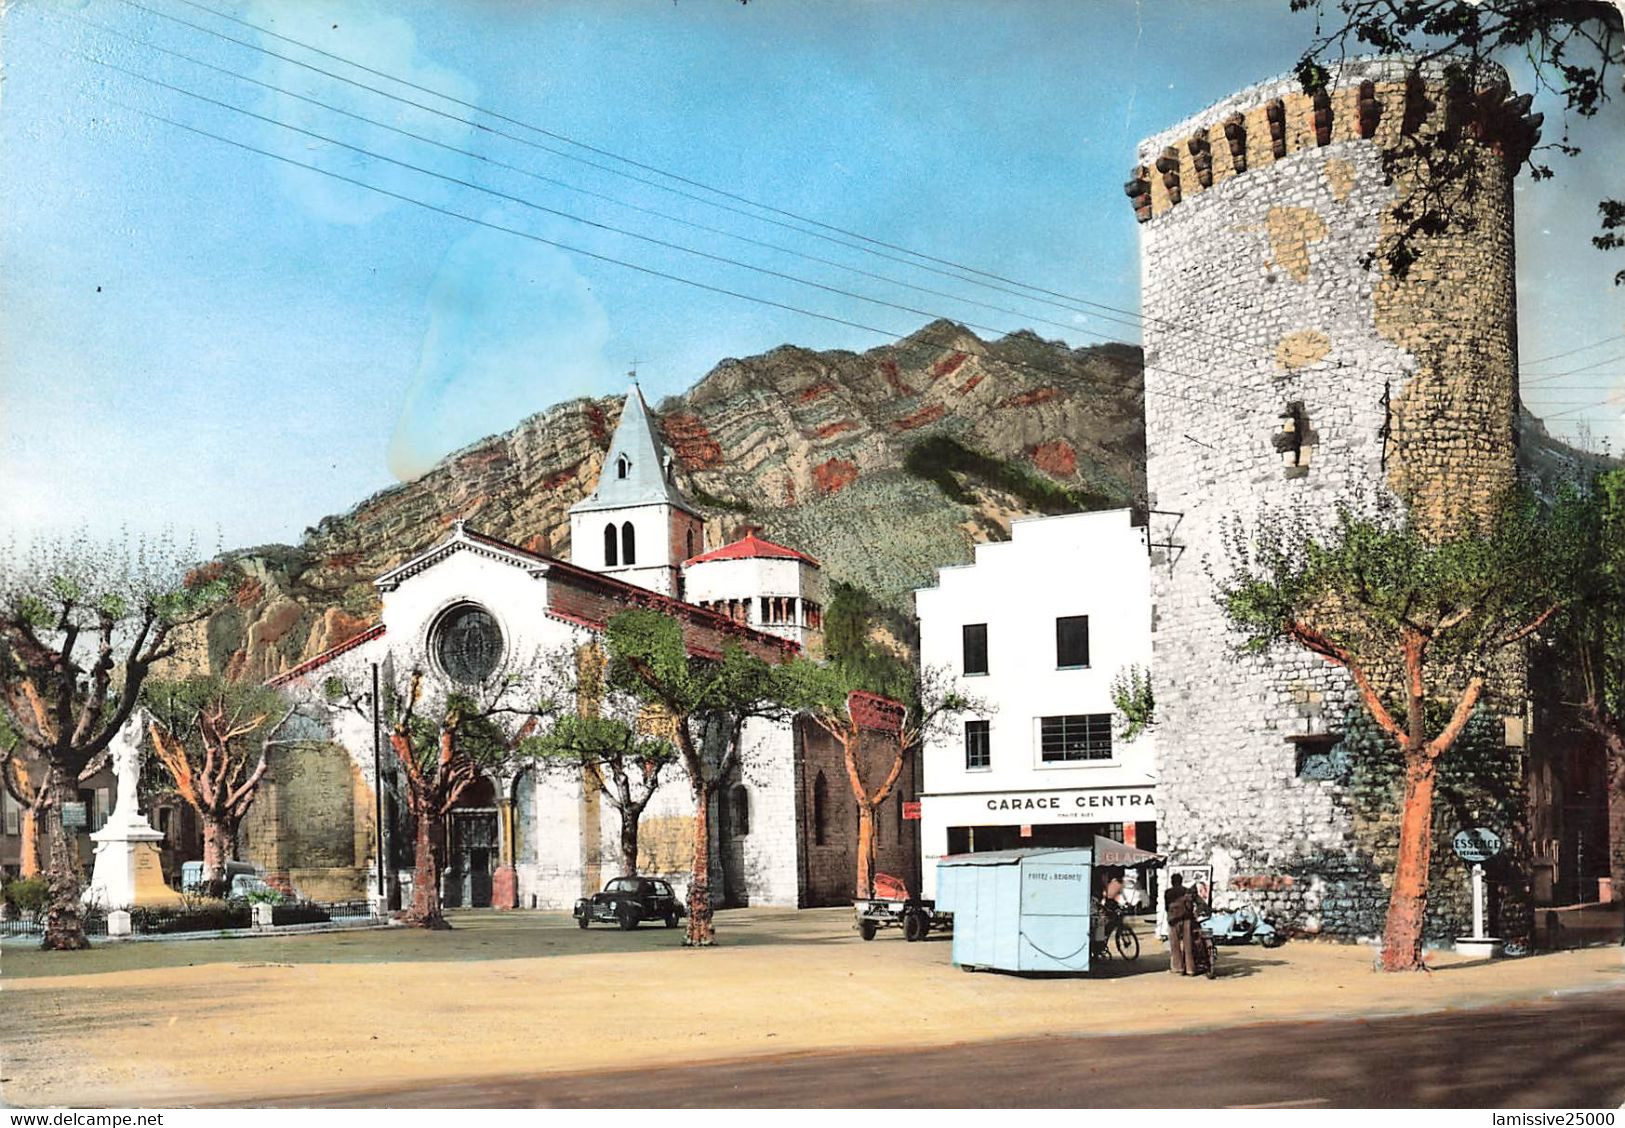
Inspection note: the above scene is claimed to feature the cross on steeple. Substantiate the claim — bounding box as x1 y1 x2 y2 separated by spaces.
627 358 642 384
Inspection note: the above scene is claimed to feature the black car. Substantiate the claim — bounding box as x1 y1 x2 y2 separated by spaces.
574 876 685 930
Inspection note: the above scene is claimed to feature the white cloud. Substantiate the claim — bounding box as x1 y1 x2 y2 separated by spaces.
386 223 613 481
247 0 481 226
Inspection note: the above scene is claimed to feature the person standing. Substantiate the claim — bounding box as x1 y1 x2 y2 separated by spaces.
1165 872 1197 976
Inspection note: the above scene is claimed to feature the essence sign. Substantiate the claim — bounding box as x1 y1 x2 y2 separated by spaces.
1452 827 1503 864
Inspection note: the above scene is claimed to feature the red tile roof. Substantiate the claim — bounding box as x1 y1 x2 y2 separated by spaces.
683 529 820 568
464 528 799 656
266 622 386 688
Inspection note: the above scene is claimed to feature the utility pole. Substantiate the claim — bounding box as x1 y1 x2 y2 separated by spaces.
372 661 387 907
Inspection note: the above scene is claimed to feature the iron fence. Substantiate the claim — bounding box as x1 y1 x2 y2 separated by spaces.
0 898 384 939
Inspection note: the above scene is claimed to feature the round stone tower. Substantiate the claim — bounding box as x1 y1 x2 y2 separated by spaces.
1130 58 1541 938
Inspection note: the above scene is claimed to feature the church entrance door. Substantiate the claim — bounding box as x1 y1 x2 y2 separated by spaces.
447 809 497 909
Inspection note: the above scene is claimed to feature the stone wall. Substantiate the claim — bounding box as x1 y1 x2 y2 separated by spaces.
1132 58 1536 941
798 718 922 906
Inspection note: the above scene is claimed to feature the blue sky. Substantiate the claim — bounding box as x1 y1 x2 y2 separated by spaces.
3 0 1621 550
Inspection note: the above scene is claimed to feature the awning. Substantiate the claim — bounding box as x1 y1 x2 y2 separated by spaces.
1093 834 1164 868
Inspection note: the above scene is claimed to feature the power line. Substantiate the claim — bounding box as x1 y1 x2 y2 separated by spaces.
1521 332 1625 366
101 100 1239 417
1520 353 1625 383
56 9 1198 356
113 0 1273 359
67 45 1269 411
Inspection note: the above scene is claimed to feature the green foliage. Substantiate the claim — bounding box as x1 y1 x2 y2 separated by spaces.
141 676 287 740
903 435 1119 515
524 714 675 773
822 581 915 703
688 485 753 515
1551 468 1625 737
1216 489 1591 725
242 887 286 906
1110 664 1156 741
605 609 782 721
2 876 49 914
1290 0 1623 280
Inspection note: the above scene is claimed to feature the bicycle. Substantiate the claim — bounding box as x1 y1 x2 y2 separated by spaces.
1091 898 1141 962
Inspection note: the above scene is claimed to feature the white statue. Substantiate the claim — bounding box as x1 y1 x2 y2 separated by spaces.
108 707 150 824
83 706 179 909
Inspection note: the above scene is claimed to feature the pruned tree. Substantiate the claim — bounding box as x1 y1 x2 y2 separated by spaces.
1554 468 1625 895
141 676 295 891
1215 489 1591 970
524 643 678 878
0 533 234 950
777 659 980 899
325 655 555 929
602 609 790 946
1291 0 1623 280
0 711 45 877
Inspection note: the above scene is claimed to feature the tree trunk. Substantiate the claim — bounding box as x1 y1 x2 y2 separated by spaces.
1607 732 1625 902
855 800 876 899
1381 754 1437 971
619 811 640 879
403 810 450 930
201 817 233 887
20 794 44 878
686 782 714 947
41 761 89 951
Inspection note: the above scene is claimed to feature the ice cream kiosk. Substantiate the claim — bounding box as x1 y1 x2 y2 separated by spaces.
934 846 1093 973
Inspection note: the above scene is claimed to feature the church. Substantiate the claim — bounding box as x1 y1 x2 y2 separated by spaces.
254 387 920 912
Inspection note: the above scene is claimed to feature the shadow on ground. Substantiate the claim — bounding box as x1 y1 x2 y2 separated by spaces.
0 907 865 980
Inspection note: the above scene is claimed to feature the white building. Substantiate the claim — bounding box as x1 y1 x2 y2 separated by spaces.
913 509 1157 897
266 386 838 912
683 528 825 651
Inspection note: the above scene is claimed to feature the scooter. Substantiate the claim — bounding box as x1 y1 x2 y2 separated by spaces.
1200 904 1286 948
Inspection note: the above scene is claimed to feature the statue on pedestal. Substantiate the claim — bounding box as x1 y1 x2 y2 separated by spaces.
82 708 183 910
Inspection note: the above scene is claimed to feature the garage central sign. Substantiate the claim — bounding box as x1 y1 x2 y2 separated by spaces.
985 791 1154 814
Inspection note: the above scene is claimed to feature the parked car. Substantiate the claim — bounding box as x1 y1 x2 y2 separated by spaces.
574 876 685 930
179 860 262 895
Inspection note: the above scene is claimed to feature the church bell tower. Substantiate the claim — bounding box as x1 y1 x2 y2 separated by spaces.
568 385 704 597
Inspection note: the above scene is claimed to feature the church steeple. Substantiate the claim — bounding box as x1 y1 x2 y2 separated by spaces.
568 385 705 597
573 385 699 516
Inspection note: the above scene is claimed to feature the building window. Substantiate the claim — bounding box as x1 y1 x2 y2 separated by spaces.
813 771 828 846
616 455 630 479
965 719 991 770
3 795 19 837
962 623 988 676
603 523 619 567
1039 714 1114 762
621 521 637 565
686 529 695 559
895 793 904 840
1056 615 1090 668
731 785 750 836
432 603 505 685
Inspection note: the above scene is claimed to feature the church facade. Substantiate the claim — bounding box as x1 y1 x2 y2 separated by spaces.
257 387 914 911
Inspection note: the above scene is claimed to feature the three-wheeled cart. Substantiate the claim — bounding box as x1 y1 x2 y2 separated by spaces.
852 873 952 942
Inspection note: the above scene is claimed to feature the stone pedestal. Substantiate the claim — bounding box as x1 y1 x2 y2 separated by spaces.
82 824 183 910
106 909 132 938
491 865 519 911
1454 936 1504 959
83 708 184 911
251 902 275 932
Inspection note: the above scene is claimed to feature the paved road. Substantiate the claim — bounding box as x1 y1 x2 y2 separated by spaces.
258 990 1625 1108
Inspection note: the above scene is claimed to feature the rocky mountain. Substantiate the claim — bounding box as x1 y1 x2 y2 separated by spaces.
176 315 1607 685
181 321 1148 682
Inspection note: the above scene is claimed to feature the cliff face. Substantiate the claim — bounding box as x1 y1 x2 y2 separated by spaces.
193 321 1148 682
